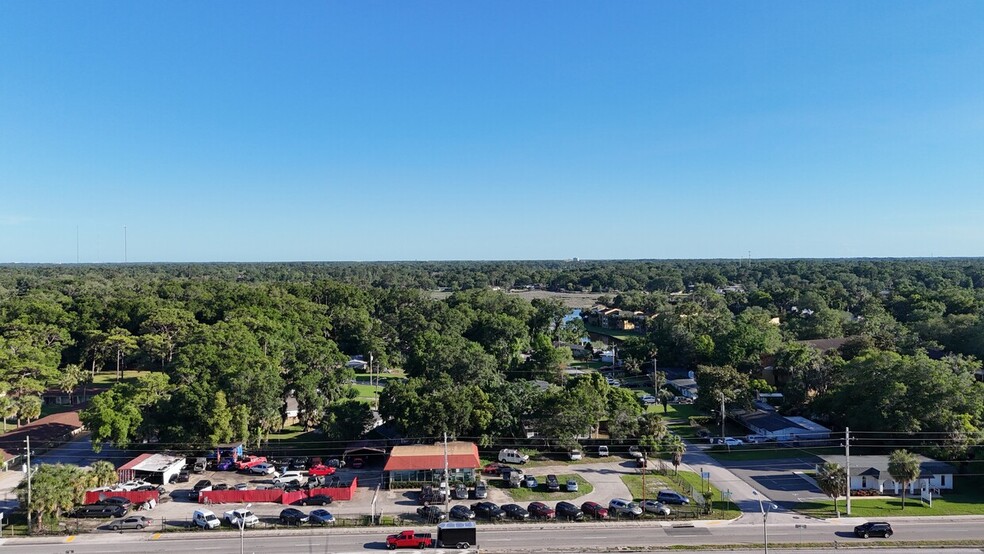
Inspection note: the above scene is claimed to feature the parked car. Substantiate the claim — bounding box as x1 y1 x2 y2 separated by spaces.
235 455 267 471
598 445 609 457
696 429 712 439
309 464 336 477
249 463 277 475
527 502 555 519
417 505 446 523
608 498 643 518
555 501 584 521
117 479 152 491
497 449 529 464
483 462 506 475
174 470 190 483
192 509 220 529
470 502 506 520
473 480 488 499
546 474 560 492
628 446 644 459
72 504 127 518
193 479 213 492
326 458 345 468
279 508 309 525
453 483 468 500
523 475 539 489
419 484 446 505
449 505 475 521
273 471 305 486
745 435 770 444
854 522 893 538
641 394 657 405
656 490 690 505
213 483 229 491
216 458 235 471
97 496 132 508
581 501 608 519
566 478 579 492
108 515 152 530
223 508 259 527
280 482 303 492
641 500 671 515
309 509 336 525
300 494 334 506
192 458 207 473
501 503 529 520
234 482 248 491
569 449 582 461
718 437 744 447
289 457 308 470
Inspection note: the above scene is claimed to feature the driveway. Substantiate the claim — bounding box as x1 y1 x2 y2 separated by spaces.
716 456 826 508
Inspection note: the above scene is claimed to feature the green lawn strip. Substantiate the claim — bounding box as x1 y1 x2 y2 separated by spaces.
583 323 638 341
705 445 836 463
351 383 383 402
498 474 593 502
263 425 325 456
796 476 984 518
622 470 741 520
91 369 145 385
570 361 606 370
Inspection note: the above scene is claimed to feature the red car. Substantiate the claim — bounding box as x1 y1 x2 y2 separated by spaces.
235 455 267 470
483 462 506 475
581 501 609 519
527 501 555 519
309 464 336 477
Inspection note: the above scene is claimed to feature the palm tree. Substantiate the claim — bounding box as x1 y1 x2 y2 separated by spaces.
664 435 686 475
87 461 119 488
16 395 42 425
0 392 15 432
16 464 86 530
888 449 920 510
815 462 847 516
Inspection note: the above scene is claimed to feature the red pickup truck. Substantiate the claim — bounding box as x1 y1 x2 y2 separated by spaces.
386 530 434 549
235 455 267 470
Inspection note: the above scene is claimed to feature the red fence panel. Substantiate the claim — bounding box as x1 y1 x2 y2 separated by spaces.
84 490 160 505
309 477 357 501
198 489 283 504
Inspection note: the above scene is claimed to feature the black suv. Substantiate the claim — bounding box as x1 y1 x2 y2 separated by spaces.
546 474 560 492
555 501 583 521
71 504 127 518
854 522 893 538
470 502 506 520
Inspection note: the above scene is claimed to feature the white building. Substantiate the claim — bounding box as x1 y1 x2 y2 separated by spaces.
821 455 956 494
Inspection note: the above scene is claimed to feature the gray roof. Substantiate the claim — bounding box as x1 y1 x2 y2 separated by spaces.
742 410 805 432
823 455 956 478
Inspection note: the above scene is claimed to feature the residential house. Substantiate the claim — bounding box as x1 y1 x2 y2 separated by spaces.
738 411 830 443
821 454 956 494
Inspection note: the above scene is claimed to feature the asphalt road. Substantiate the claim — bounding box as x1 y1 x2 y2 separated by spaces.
2 518 984 553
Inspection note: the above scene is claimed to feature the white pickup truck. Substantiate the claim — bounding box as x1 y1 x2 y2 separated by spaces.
224 508 259 527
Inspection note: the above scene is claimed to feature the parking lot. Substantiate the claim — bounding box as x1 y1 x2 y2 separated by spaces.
718 457 826 507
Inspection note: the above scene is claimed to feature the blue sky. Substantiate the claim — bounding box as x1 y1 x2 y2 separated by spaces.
1 1 983 262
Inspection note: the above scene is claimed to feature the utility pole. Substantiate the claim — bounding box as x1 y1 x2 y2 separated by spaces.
845 427 851 515
25 436 31 534
443 432 450 514
719 391 726 439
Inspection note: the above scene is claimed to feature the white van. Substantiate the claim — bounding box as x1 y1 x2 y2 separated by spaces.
497 449 529 464
193 509 220 529
598 445 609 457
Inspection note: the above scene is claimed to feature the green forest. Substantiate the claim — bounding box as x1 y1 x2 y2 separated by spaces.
1 259 982 461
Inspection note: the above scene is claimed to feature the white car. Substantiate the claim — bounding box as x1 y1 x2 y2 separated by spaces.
249 463 277 475
273 471 305 485
606 378 621 387
117 480 152 491
641 394 657 404
568 449 582 461
720 437 744 447
641 500 671 515
223 508 259 527
628 446 645 459
192 509 220 529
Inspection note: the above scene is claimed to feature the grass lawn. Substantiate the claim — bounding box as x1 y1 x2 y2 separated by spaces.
497 474 593 502
583 323 637 341
622 470 741 520
263 425 326 456
570 361 606 370
796 476 984 517
706 445 839 463
92 369 146 385
351 383 382 404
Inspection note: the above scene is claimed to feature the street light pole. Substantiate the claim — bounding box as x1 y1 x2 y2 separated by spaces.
238 503 251 554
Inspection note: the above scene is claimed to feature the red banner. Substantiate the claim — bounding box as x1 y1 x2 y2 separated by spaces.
198 489 284 504
84 490 160 505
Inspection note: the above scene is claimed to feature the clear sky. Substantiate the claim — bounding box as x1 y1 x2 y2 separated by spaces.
1 1 983 263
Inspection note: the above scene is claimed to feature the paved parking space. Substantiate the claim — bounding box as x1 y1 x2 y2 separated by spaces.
718 457 827 507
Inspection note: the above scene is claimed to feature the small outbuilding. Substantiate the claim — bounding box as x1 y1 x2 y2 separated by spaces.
383 441 481 488
117 453 186 484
